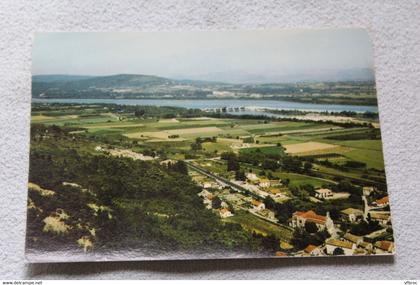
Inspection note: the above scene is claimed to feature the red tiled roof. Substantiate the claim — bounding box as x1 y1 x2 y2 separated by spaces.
251 199 262 206
304 244 318 253
375 196 389 205
375 240 394 251
294 210 326 225
275 251 287 257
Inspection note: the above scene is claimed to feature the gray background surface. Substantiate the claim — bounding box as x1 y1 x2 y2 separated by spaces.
0 0 419 279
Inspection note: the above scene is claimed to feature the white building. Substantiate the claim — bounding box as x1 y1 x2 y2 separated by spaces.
290 210 338 237
290 210 328 231
251 199 265 210
363 186 375 196
259 179 271 188
246 173 258 182
314 188 333 199
304 244 324 256
219 208 233 218
341 208 364 223
202 182 212 189
325 238 356 255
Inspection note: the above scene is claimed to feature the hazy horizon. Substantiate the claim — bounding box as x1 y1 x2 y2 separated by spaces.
33 29 375 84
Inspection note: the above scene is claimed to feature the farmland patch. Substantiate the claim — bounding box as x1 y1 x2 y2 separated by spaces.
284 141 343 154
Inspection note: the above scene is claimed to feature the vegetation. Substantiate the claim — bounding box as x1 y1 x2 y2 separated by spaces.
32 75 378 106
27 101 392 257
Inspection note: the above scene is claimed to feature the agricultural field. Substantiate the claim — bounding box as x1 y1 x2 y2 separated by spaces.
29 103 389 257
30 105 386 174
274 172 335 188
284 141 343 155
26 29 394 261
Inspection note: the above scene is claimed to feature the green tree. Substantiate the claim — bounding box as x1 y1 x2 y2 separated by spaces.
212 196 222 209
263 196 276 210
227 158 240 172
333 247 344 255
134 109 145 117
305 221 318 234
235 170 246 181
171 160 188 175
304 162 313 172
191 142 202 150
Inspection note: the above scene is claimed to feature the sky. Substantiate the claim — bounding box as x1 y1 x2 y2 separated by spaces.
32 29 374 83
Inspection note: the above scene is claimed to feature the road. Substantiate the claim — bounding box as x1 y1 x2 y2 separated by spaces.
185 160 294 236
185 161 260 199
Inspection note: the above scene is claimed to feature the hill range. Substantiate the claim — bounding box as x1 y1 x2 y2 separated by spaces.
32 72 377 105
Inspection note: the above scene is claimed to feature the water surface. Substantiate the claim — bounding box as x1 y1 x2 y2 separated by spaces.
32 98 378 114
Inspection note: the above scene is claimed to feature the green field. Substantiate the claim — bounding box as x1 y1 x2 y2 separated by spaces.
321 139 385 170
29 102 391 257
202 138 241 153
239 145 284 155
274 172 335 188
226 210 294 242
31 107 386 189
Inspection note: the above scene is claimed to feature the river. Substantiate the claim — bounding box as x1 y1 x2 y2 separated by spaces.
32 98 378 115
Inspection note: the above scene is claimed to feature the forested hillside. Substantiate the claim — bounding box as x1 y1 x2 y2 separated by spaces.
26 125 267 254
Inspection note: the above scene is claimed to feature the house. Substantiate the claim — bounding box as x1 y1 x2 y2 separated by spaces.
219 208 233 218
246 173 258 182
343 233 363 245
325 238 356 255
304 244 323 256
259 209 278 222
159 159 176 166
268 188 283 198
199 191 214 209
354 248 368 255
202 181 222 189
259 179 271 188
275 251 288 257
364 229 388 242
269 179 281 186
341 208 364 223
203 182 213 189
373 196 389 207
251 199 265 210
363 186 375 196
314 188 333 199
290 210 328 231
369 212 391 225
198 189 211 198
374 240 395 254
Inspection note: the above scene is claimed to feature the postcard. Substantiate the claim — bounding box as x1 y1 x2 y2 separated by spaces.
26 29 394 262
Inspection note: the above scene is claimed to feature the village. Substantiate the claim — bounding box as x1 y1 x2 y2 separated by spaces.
188 159 394 257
